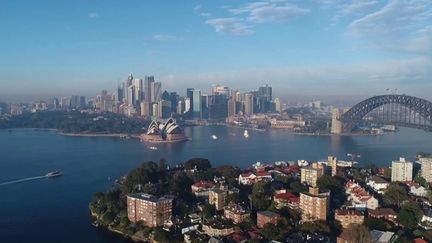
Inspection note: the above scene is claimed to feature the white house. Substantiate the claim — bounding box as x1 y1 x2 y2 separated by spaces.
409 184 428 197
366 176 390 194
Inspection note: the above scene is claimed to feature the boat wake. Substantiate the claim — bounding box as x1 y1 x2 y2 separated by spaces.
0 176 46 186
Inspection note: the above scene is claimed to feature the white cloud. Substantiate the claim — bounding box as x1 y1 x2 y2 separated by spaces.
205 18 255 35
339 1 379 16
194 4 212 18
348 0 432 54
88 12 99 18
203 1 308 35
152 34 183 41
229 2 309 23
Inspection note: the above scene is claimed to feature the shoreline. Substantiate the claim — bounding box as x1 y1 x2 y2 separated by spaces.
1 126 391 138
60 132 140 139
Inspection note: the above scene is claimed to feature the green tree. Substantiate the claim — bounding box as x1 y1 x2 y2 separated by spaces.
261 223 280 241
158 158 167 172
201 204 216 220
300 220 330 234
339 224 372 243
142 183 159 195
415 174 427 187
184 158 211 171
289 181 308 194
251 181 273 210
383 182 409 207
364 218 392 231
397 201 423 229
317 174 342 193
153 227 171 242
216 165 239 186
226 192 240 204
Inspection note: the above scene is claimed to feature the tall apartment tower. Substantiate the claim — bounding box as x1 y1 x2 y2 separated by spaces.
300 187 330 222
301 163 325 187
421 157 432 183
391 157 413 182
328 156 337 176
127 193 172 227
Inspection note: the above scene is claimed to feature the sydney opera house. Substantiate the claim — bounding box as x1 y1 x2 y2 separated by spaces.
140 118 188 143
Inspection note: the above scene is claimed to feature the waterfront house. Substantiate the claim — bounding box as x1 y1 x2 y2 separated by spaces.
366 176 390 194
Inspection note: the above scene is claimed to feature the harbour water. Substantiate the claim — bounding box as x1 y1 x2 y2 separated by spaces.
0 126 431 242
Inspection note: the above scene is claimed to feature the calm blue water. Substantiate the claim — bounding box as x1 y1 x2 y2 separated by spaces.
0 126 431 243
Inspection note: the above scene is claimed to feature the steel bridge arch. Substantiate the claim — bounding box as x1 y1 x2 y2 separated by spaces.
340 94 432 133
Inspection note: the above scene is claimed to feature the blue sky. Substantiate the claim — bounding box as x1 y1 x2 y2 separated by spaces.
0 0 431 101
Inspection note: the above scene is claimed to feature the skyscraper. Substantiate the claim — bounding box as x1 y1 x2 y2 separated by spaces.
274 97 281 113
186 88 194 116
144 75 155 103
244 93 254 115
228 98 236 117
192 89 202 119
169 92 179 113
258 84 272 101
140 101 150 117
117 83 124 103
134 78 143 105
158 100 172 119
151 82 162 103
177 99 185 115
127 85 135 107
184 97 191 114
212 85 230 96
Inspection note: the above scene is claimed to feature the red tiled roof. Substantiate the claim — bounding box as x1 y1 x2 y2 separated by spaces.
256 171 271 177
228 232 249 242
274 192 300 203
240 172 255 178
414 239 428 243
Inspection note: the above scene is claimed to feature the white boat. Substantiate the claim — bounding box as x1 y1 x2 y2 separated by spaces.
244 130 249 138
148 146 158 150
46 171 62 178
297 160 309 167
212 135 218 140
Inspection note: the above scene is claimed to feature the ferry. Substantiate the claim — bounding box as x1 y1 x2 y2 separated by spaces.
45 171 62 178
211 135 218 140
244 130 249 138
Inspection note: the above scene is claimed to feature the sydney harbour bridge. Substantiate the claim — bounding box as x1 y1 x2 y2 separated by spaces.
331 94 432 134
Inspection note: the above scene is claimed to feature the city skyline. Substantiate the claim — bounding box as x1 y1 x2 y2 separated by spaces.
1 0 431 101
